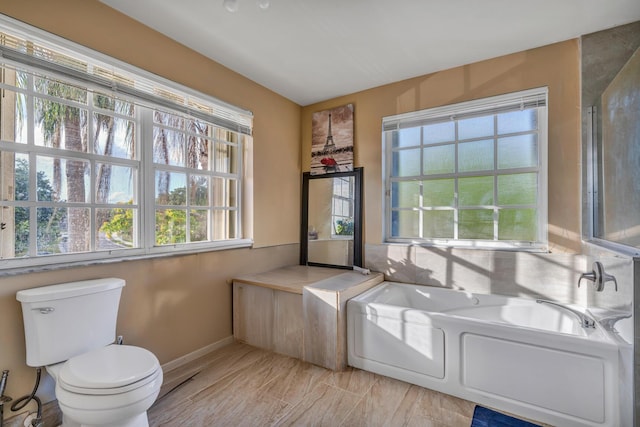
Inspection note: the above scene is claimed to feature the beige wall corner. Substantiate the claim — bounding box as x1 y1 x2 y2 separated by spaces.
0 0 302 408
301 40 582 253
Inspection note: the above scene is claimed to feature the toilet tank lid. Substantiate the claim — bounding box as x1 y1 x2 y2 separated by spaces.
16 278 125 303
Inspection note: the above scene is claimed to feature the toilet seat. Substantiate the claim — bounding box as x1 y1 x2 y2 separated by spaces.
57 345 160 395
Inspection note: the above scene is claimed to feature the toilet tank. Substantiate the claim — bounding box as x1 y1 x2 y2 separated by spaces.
16 278 126 367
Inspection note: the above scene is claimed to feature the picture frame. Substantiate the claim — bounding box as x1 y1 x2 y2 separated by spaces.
311 103 354 175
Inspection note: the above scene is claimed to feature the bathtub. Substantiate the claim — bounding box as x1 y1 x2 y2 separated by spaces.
347 282 626 427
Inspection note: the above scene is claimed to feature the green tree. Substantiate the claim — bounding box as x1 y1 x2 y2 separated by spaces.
14 158 65 255
153 186 205 245
99 200 134 246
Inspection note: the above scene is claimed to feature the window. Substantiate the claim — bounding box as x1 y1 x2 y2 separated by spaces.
0 17 252 270
383 88 548 250
151 111 240 245
331 176 354 237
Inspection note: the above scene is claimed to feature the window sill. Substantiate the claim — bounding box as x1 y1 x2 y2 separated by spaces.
582 239 640 259
383 239 549 253
0 239 253 277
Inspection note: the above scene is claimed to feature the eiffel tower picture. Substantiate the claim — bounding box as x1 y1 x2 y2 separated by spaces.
323 113 336 150
311 104 354 175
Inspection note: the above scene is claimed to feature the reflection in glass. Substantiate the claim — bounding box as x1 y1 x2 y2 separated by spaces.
302 169 362 268
306 175 355 266
332 177 354 236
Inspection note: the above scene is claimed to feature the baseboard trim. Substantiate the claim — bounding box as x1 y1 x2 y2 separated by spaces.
161 335 234 373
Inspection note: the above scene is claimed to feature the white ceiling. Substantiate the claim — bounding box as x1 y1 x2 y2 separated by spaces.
100 0 640 106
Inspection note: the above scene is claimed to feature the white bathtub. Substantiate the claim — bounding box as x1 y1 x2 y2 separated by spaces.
347 282 626 427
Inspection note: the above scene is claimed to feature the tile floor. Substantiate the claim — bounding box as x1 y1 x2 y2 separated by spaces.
148 342 477 427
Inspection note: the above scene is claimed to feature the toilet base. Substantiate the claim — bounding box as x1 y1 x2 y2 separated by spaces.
62 412 148 427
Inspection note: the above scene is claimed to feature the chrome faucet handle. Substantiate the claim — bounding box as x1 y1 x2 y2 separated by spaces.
601 270 618 291
578 271 596 287
578 262 601 288
578 261 618 292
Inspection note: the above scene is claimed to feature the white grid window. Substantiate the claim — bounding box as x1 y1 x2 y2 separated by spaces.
151 111 240 245
331 176 354 237
383 88 548 250
0 17 252 271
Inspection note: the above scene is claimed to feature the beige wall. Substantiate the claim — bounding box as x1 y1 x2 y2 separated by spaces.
301 40 582 254
0 0 584 415
0 0 301 407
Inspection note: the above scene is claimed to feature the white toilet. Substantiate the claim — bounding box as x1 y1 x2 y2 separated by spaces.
16 278 163 427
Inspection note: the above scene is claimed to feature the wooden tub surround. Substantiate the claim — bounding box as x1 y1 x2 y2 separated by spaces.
233 266 384 370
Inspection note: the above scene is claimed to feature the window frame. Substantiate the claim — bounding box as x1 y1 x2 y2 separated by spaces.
0 16 252 274
330 175 355 238
382 88 548 251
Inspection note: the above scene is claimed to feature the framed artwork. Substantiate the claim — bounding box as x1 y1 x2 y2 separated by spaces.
311 103 354 175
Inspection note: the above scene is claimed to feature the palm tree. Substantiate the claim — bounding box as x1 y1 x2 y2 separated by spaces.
94 94 135 234
153 112 210 243
33 76 89 252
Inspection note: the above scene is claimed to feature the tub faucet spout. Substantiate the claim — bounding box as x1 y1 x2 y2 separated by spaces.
536 299 596 329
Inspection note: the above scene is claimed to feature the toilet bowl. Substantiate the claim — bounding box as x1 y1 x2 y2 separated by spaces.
47 345 163 427
16 278 163 427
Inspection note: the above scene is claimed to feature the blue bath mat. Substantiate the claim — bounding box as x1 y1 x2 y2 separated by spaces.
471 406 541 427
